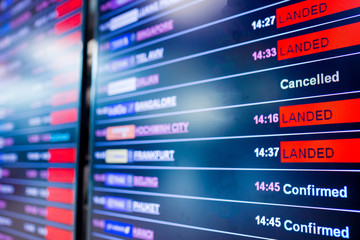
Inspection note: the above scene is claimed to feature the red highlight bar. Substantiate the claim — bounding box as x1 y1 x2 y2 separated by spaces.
46 207 74 225
278 22 360 60
56 0 82 18
280 98 360 127
50 108 78 125
46 226 73 240
48 168 75 183
51 89 78 106
277 0 360 28
55 13 82 35
49 148 76 163
47 187 74 204
281 138 360 163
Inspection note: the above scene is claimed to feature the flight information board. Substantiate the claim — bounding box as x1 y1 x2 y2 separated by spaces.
0 0 85 239
89 0 360 239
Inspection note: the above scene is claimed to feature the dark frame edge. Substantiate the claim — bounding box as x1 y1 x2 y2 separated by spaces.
86 0 100 239
74 0 90 239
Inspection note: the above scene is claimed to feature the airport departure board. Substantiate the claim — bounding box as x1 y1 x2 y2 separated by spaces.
0 0 85 239
89 0 360 239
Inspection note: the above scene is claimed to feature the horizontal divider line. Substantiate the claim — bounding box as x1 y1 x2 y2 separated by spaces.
0 195 73 210
93 166 360 172
94 129 360 146
0 163 75 169
0 178 73 188
1 123 77 137
93 187 360 214
0 143 76 152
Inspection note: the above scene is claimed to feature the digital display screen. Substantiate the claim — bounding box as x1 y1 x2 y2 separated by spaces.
89 0 360 239
0 0 85 239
